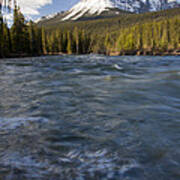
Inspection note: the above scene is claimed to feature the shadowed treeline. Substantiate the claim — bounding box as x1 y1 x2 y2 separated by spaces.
0 5 43 58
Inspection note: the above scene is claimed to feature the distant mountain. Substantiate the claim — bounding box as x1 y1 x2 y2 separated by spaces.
34 12 65 23
35 13 58 23
61 0 180 21
37 7 130 26
36 0 180 24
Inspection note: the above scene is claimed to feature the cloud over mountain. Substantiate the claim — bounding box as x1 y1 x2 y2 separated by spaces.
18 0 52 15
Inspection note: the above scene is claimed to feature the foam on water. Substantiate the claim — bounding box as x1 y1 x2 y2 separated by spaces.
0 147 141 179
0 117 48 130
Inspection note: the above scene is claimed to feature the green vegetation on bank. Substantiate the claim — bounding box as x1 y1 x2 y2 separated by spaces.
0 6 180 58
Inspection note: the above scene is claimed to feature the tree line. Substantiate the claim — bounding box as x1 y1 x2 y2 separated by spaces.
40 12 180 55
0 6 180 58
0 5 91 58
104 17 180 55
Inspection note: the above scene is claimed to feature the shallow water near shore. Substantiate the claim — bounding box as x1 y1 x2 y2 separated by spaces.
0 55 180 180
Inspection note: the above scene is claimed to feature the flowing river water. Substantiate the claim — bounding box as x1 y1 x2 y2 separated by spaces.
0 55 179 180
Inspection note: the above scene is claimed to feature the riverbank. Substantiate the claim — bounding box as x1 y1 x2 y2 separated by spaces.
108 50 180 56
1 50 180 59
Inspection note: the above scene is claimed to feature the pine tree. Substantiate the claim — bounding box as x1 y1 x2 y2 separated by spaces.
160 25 168 51
41 27 47 54
62 31 67 53
136 25 143 51
123 31 134 51
56 30 63 53
34 26 43 55
28 21 37 55
104 33 111 54
81 29 89 54
67 31 72 54
2 22 11 56
11 5 29 54
0 13 4 57
73 27 80 54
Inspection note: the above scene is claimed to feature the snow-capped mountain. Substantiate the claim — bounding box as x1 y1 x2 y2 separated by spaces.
62 0 180 21
35 13 58 23
35 11 66 23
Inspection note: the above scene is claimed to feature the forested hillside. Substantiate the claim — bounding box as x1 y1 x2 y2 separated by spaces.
0 7 180 58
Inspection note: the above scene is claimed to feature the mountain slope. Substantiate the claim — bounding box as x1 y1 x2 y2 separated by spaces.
37 8 131 26
39 7 180 56
62 0 116 21
40 7 180 33
62 0 180 21
36 0 180 24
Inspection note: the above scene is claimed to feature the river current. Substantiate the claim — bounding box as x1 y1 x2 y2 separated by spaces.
0 55 179 180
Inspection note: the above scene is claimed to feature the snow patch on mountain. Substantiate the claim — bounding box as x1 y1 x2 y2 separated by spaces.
35 13 58 23
62 0 180 21
34 0 179 22
62 0 115 21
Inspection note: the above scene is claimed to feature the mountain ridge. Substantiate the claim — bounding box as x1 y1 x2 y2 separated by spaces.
36 0 180 24
61 0 180 21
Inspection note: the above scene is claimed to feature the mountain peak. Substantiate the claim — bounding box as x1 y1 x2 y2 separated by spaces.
62 0 115 21
62 0 180 21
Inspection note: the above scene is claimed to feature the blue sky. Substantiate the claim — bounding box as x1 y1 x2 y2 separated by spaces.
4 0 180 21
3 0 79 21
39 0 78 16
30 0 79 20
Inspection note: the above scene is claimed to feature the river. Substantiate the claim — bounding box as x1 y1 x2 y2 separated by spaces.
0 55 179 180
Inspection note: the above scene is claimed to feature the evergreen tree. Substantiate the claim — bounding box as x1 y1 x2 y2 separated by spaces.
0 12 4 57
67 31 72 54
160 24 168 50
11 5 29 54
73 27 81 54
62 31 67 53
2 22 11 56
104 33 111 54
28 21 37 55
41 27 47 54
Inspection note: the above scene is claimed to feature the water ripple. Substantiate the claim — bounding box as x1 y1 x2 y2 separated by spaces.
0 55 179 179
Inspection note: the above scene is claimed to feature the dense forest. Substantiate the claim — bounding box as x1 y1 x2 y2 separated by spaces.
0 5 43 58
0 6 180 58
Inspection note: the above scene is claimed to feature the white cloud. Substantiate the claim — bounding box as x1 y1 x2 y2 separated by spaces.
2 0 53 25
18 0 53 15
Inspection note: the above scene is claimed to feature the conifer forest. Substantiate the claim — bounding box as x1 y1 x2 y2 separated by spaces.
0 5 180 58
